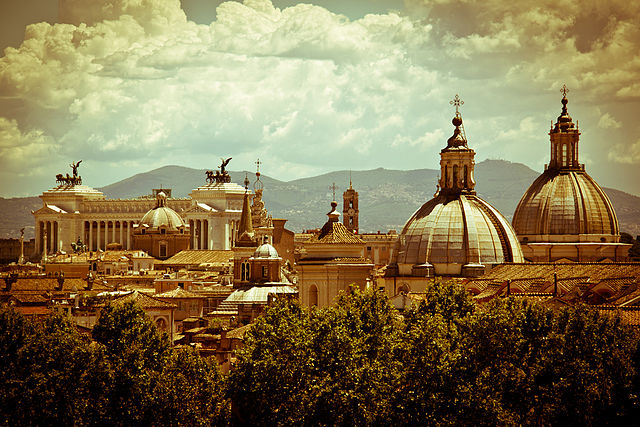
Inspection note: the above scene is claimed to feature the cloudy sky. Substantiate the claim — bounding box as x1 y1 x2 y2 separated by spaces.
1 0 639 197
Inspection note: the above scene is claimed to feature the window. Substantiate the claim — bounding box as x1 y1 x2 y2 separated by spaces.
242 261 251 281
161 228 166 235
159 243 167 258
463 165 468 188
562 144 567 166
262 265 268 278
453 165 459 188
309 285 318 306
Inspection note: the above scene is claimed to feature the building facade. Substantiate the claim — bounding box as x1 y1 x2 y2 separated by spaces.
33 163 249 258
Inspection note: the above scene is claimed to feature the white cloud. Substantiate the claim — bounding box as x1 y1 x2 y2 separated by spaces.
609 140 640 164
597 112 622 129
0 0 639 197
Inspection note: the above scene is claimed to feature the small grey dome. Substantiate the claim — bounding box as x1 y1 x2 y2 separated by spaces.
253 243 279 259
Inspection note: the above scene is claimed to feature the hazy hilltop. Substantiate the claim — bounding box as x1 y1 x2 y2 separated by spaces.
2 160 639 239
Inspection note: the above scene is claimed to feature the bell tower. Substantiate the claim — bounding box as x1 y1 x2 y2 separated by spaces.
438 94 476 197
342 174 359 234
548 84 582 171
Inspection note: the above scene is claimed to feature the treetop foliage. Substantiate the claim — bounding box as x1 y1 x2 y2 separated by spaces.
2 280 640 426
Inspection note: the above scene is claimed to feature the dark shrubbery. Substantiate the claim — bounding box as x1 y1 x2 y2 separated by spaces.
2 281 640 426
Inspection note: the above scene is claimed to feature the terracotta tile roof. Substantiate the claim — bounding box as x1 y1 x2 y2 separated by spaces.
10 294 48 303
155 287 202 299
159 250 233 266
306 221 364 245
480 263 640 283
113 291 177 309
9 277 110 292
14 306 52 316
226 323 252 339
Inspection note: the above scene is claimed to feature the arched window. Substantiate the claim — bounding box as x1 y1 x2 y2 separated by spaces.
562 144 567 166
242 261 251 281
309 285 318 306
444 165 449 187
453 165 459 188
463 165 468 188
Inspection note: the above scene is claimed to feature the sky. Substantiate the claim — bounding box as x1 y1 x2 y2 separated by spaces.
0 0 639 197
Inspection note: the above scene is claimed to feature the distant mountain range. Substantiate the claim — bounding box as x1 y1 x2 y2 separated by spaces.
2 160 640 239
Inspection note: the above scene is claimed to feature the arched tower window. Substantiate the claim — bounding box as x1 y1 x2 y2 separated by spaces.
242 261 251 281
309 285 318 306
463 165 468 188
444 165 449 187
453 165 459 188
562 144 567 167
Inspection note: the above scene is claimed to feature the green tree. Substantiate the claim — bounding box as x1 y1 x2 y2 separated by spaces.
0 307 112 425
92 300 171 425
229 287 403 425
153 347 230 426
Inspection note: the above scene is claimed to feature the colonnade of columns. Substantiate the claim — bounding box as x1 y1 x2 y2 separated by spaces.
37 220 58 254
83 220 135 251
189 219 209 249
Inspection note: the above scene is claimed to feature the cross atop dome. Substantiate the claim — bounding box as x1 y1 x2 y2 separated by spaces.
560 84 569 98
329 182 338 201
450 94 464 116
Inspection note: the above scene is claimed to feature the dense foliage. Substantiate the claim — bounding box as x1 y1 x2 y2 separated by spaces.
2 282 640 425
0 301 228 426
230 283 640 426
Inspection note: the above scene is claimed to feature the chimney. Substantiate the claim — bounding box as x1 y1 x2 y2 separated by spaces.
56 272 65 291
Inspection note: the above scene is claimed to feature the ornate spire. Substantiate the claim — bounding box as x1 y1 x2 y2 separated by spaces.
236 177 255 245
548 84 581 170
445 94 468 149
254 158 263 191
438 94 476 195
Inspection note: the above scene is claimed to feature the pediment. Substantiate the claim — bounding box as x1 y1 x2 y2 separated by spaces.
183 202 217 214
33 204 67 215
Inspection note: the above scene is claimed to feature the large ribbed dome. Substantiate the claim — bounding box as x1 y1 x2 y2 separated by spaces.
513 169 618 241
393 194 524 276
513 88 620 244
387 95 524 277
140 192 186 231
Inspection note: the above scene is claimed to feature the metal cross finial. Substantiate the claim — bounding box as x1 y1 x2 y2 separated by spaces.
560 84 569 98
255 158 262 173
450 94 464 115
329 182 338 200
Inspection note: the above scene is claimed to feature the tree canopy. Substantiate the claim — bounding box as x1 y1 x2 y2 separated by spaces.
2 280 640 425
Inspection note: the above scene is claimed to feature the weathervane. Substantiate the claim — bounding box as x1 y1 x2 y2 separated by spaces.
560 84 569 98
329 182 338 201
450 94 464 116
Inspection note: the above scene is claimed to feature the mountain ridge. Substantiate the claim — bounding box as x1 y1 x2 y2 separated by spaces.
3 160 639 239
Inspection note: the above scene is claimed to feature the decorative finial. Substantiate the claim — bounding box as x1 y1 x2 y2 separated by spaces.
349 170 352 189
329 182 338 201
244 173 250 190
560 84 569 98
254 158 263 190
450 94 464 116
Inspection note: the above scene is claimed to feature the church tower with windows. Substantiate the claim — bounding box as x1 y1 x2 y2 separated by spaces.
343 175 359 234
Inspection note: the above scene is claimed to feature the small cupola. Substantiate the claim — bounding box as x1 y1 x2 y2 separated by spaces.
438 94 476 196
